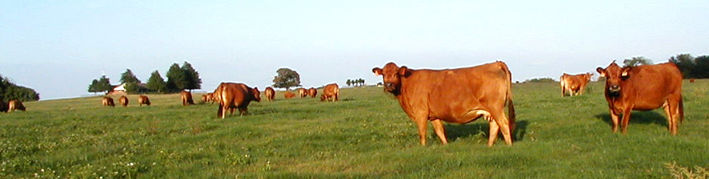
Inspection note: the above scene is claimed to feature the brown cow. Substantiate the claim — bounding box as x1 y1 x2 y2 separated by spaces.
213 83 261 118
372 61 515 146
201 93 213 104
138 95 151 106
7 100 25 112
284 91 296 99
181 91 194 106
596 61 683 135
560 73 593 96
118 95 129 107
297 88 307 98
689 78 695 83
320 83 339 102
102 97 115 107
308 87 317 98
264 87 276 101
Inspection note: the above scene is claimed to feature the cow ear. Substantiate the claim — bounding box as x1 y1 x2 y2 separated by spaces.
596 67 606 77
621 67 631 79
398 66 411 77
372 67 382 76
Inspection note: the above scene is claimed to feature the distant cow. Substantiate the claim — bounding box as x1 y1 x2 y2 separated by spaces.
373 61 515 146
7 100 25 112
689 79 695 83
297 88 307 98
320 83 339 102
560 73 593 96
308 87 317 98
284 91 296 99
264 87 276 101
138 95 151 106
119 96 129 107
201 93 213 104
213 82 261 118
596 61 683 135
102 97 115 107
181 91 194 106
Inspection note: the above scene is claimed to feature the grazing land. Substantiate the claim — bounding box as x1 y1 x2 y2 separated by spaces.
1 80 708 178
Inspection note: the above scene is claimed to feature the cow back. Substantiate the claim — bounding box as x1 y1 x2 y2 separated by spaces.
614 63 682 110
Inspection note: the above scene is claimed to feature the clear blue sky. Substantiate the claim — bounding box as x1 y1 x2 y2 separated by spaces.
1 0 708 100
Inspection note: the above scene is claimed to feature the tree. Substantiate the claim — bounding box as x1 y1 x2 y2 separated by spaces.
669 54 695 78
181 62 202 91
693 56 709 78
146 70 167 93
272 68 300 90
1 74 40 101
623 57 652 67
88 79 100 93
89 75 113 93
120 69 141 84
346 79 351 87
166 63 185 92
360 78 365 86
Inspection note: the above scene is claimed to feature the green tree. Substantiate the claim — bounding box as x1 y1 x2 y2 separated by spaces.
166 63 185 92
623 56 652 67
120 69 141 84
88 79 100 94
346 79 351 87
146 70 167 93
272 68 300 90
0 74 40 101
693 56 709 78
669 54 695 78
181 62 202 91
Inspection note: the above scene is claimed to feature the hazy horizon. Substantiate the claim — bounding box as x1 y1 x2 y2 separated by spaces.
2 1 708 100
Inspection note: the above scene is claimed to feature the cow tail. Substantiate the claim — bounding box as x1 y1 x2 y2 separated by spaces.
499 61 516 135
679 96 684 124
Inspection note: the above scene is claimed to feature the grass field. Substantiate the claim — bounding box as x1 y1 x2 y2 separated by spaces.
1 80 708 178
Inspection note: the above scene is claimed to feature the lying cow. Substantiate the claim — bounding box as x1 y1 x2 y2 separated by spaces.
181 91 194 106
297 88 308 98
596 61 683 135
119 95 129 107
138 95 151 106
213 82 261 118
264 87 275 101
320 84 339 102
560 73 593 96
102 97 115 107
7 100 25 112
284 91 295 99
308 87 317 98
373 61 516 146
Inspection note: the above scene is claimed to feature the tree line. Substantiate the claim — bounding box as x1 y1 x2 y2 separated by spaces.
346 78 365 87
0 74 40 102
88 62 202 94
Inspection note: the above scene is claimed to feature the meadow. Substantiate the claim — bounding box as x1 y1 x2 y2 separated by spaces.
1 80 708 178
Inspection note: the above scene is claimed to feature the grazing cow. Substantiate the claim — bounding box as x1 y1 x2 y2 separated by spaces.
138 95 151 106
320 83 339 102
102 97 115 107
596 61 683 135
119 95 129 107
297 88 307 98
201 93 213 103
7 100 25 112
308 87 317 98
689 79 695 83
560 73 593 96
284 91 296 99
372 61 516 146
264 87 276 101
181 91 194 106
213 82 261 118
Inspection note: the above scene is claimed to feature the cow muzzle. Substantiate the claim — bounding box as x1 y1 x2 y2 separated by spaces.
607 85 621 96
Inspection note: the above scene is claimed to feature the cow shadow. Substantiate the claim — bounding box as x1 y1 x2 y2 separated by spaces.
594 111 668 128
444 120 529 142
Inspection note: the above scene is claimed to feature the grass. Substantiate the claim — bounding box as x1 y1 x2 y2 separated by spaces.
1 79 708 178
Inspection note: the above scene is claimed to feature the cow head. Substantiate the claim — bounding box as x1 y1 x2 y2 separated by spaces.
596 62 631 97
372 62 411 95
251 87 261 102
583 73 594 81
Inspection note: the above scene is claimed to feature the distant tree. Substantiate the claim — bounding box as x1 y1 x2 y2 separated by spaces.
88 79 100 94
669 54 695 78
181 62 202 91
166 63 185 92
360 78 365 86
523 77 556 83
346 79 352 87
623 57 652 67
96 75 112 92
272 68 300 90
146 70 167 93
0 74 40 101
693 56 709 78
120 69 141 84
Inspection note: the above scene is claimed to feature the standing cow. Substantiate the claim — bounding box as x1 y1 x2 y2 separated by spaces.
201 93 213 104
264 87 276 101
320 84 339 102
7 100 26 112
102 97 115 107
181 91 195 106
119 95 129 107
297 88 307 98
138 95 151 106
308 87 317 98
560 73 593 96
213 83 261 118
596 61 683 135
372 61 516 146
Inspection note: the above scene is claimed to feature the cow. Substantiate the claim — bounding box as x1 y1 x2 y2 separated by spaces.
320 83 339 102
372 61 516 146
308 87 317 98
284 91 296 99
138 95 151 106
201 93 214 104
102 97 115 107
596 61 683 135
118 95 129 107
560 73 593 96
213 82 261 118
297 88 307 98
689 78 695 83
181 91 194 106
7 100 25 112
264 87 276 101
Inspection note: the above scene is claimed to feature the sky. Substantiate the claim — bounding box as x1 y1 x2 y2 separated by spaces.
1 0 708 100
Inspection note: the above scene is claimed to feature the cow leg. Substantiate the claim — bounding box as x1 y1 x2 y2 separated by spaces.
431 119 448 145
414 117 428 146
218 104 224 119
491 112 513 146
620 108 632 134
239 107 248 116
487 118 499 146
609 109 619 133
665 98 680 135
